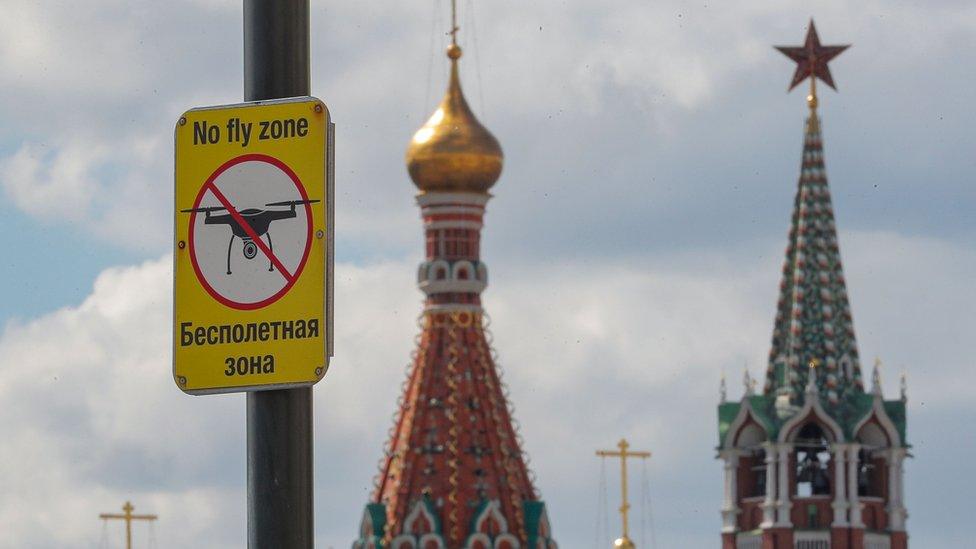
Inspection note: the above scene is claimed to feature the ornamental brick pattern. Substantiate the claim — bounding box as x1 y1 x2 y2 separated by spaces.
353 192 556 549
374 309 537 548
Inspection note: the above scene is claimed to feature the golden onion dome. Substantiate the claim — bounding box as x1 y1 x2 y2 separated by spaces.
406 44 503 193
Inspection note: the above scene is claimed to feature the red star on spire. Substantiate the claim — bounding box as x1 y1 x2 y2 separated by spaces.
775 19 850 91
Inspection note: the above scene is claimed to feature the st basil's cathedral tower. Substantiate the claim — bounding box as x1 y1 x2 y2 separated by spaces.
716 22 909 549
352 6 557 549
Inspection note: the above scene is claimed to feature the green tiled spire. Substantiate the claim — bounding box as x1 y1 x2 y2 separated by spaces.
764 110 864 411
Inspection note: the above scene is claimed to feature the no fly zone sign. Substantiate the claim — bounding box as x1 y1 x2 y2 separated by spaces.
174 97 333 394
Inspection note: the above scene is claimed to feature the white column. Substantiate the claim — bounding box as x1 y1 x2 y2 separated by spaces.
775 444 793 527
887 448 908 531
831 443 849 527
721 450 741 533
760 442 777 528
847 443 863 528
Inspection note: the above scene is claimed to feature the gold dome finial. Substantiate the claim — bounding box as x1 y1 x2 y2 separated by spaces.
405 0 503 194
613 536 636 549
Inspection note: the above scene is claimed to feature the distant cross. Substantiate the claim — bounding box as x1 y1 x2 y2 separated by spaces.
448 0 460 45
596 438 651 546
99 500 157 549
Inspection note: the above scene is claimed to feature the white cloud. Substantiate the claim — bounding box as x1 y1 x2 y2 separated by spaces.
0 140 104 221
0 1 974 547
1 229 972 547
0 257 246 548
0 133 171 251
3 0 973 255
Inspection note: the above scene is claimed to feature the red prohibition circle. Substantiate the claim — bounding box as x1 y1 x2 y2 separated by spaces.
187 153 313 310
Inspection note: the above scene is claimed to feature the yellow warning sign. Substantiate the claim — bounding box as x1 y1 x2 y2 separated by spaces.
174 97 333 394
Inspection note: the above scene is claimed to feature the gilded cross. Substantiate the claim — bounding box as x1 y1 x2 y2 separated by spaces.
99 500 158 549
596 438 651 547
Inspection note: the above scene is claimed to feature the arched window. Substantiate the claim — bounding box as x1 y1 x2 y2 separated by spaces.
794 423 832 496
856 422 888 498
748 449 767 497
735 423 767 498
857 449 884 497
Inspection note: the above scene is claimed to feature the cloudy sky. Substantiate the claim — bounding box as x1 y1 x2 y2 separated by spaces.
1 0 974 547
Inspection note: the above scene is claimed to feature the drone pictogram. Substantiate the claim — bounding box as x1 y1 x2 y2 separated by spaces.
181 199 319 275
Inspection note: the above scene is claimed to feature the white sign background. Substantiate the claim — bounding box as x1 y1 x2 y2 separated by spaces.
188 159 311 307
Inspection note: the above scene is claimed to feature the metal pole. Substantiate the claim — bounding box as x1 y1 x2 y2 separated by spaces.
125 504 132 549
619 442 629 540
243 2 313 548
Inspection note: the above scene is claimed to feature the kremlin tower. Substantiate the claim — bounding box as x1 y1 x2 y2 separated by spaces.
353 6 557 549
716 22 909 549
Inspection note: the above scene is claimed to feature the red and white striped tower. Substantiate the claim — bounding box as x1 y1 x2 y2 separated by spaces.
353 5 556 549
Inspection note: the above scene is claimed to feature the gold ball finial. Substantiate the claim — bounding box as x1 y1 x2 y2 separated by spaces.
807 93 818 110
447 43 462 60
614 536 636 549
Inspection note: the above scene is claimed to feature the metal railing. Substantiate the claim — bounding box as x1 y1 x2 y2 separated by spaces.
794 530 830 549
864 532 891 549
735 533 762 549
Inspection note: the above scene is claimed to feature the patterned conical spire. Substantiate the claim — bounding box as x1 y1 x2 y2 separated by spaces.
366 308 545 549
764 106 864 407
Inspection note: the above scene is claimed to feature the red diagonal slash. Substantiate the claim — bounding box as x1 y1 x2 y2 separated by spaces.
204 182 295 282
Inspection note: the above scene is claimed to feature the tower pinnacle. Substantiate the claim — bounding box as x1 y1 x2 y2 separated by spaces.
717 25 909 549
406 0 503 194
775 19 850 95
872 357 884 397
775 19 850 129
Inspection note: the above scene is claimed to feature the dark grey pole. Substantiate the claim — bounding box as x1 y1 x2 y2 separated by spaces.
243 1 313 548
244 0 310 102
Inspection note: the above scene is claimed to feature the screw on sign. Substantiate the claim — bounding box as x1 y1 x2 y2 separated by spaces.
182 153 317 310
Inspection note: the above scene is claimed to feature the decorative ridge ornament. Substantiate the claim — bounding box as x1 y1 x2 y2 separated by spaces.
872 357 884 397
805 358 820 397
